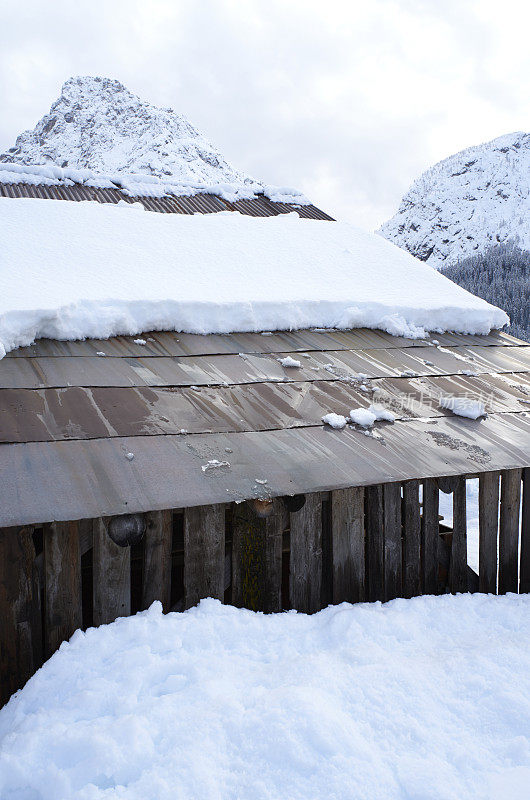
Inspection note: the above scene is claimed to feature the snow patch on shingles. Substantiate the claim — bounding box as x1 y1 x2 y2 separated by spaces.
349 404 396 428
439 396 486 419
278 355 301 368
0 197 509 359
322 412 348 429
0 595 529 800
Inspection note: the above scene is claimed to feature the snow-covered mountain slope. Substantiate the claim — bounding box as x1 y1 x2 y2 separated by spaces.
0 76 306 203
379 131 530 268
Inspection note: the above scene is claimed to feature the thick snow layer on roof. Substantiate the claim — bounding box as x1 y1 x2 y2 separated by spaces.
0 197 508 357
0 76 310 205
0 596 529 800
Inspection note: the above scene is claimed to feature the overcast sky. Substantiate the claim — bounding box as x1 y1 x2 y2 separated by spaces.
1 0 529 229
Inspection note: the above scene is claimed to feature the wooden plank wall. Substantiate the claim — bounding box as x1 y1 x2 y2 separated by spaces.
0 467 527 707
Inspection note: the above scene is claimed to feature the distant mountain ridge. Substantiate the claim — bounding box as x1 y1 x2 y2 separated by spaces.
379 131 530 268
0 76 253 186
0 76 309 205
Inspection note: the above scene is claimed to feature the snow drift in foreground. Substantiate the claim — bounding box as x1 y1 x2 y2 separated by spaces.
0 596 529 800
0 198 508 357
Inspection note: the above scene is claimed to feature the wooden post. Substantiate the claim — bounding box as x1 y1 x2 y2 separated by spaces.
232 500 283 612
402 480 421 598
422 479 439 595
93 517 131 626
0 526 42 707
383 482 402 601
43 521 82 658
183 504 225 609
289 493 322 613
365 484 384 602
521 468 530 594
449 477 467 593
479 471 500 593
331 487 365 604
498 469 522 594
142 510 173 611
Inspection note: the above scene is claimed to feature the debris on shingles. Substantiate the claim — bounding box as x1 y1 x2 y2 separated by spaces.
349 404 396 428
125 452 134 461
400 369 418 378
201 459 231 473
459 369 478 376
133 338 147 345
96 351 106 357
255 478 268 485
278 356 301 368
427 430 491 465
322 413 348 430
179 429 188 435
439 396 486 419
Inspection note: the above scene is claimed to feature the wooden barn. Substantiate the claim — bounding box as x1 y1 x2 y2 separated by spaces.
1 179 529 707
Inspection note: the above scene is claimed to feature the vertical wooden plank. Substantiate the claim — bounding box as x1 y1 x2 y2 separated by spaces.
449 477 468 593
142 510 172 611
402 480 421 598
0 526 42 707
365 484 384 602
183 504 225 609
232 500 283 612
422 479 439 595
43 521 82 658
93 517 131 626
498 469 522 594
521 468 530 594
331 487 365 604
479 471 500 593
289 493 322 613
383 482 402 601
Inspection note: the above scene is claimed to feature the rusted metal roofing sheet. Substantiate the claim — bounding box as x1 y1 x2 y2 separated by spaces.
1 344 528 390
0 181 332 220
3 328 522 359
1 372 529 445
1 326 529 525
0 411 528 527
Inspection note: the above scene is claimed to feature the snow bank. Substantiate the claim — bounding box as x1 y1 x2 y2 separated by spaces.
322 412 348 429
0 198 509 357
0 596 529 800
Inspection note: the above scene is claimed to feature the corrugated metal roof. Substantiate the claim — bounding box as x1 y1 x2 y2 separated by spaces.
0 180 333 220
0 327 529 525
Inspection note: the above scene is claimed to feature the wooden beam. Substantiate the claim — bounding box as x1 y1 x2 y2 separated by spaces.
0 526 42 707
498 469 522 594
402 480 421 598
365 484 384 602
421 479 439 595
449 477 467 593
331 487 365 604
183 504 225 609
142 510 173 611
521 468 530 594
383 482 402 601
93 517 131 626
43 521 82 658
289 493 322 614
479 471 499 594
232 500 283 612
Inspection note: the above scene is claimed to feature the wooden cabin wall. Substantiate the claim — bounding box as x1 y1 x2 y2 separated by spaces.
1 467 529 707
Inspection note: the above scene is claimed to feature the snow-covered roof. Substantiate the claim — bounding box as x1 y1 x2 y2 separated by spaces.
0 197 508 357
